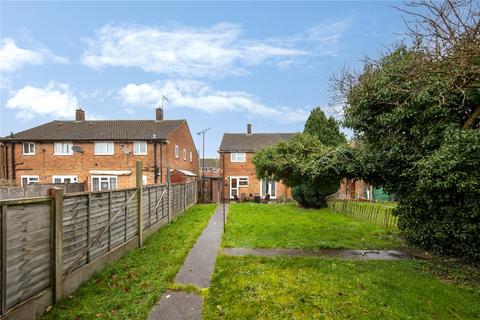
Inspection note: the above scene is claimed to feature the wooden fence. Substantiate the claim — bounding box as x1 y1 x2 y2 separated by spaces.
326 195 398 229
0 183 86 200
0 161 197 320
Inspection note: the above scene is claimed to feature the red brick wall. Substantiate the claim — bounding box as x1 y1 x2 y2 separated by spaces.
337 178 372 200
6 121 199 190
219 152 291 200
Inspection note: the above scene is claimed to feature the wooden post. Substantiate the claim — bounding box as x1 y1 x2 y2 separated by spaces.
86 194 91 263
108 191 112 251
1 205 7 314
136 160 144 247
48 187 64 304
184 183 187 211
167 166 171 223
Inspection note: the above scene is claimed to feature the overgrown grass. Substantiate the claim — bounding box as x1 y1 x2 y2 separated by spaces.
41 204 216 320
204 255 480 320
223 203 404 250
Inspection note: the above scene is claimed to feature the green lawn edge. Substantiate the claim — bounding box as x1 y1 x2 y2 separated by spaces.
41 204 216 320
203 255 480 320
222 203 405 250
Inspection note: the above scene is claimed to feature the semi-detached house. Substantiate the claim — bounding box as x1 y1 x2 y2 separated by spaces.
0 108 199 191
219 124 296 201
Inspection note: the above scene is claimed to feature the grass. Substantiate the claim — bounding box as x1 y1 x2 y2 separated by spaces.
41 204 216 320
223 203 404 250
203 255 480 320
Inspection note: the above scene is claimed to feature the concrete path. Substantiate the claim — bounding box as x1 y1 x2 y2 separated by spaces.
149 204 227 320
223 247 414 260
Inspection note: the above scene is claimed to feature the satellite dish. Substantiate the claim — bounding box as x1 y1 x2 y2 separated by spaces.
72 146 83 153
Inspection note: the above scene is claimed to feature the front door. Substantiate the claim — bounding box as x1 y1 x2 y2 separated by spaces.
230 177 238 199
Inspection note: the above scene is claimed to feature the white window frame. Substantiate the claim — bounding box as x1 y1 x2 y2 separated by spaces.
238 176 249 187
91 175 117 191
52 175 78 183
94 142 114 155
22 142 35 155
21 175 39 186
175 145 179 158
231 152 246 162
189 151 193 162
134 141 147 155
260 179 277 199
54 142 73 155
183 148 187 160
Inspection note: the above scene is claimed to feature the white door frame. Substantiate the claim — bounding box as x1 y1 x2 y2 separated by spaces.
260 179 277 199
229 176 238 199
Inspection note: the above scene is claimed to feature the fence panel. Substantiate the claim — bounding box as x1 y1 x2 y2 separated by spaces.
1 179 195 317
3 200 52 309
327 195 398 229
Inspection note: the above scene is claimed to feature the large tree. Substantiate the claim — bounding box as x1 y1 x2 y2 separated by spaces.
254 109 350 208
333 0 480 259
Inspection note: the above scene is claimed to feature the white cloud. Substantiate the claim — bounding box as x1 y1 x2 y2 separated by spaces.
0 38 68 72
81 21 350 77
118 80 309 123
6 82 78 120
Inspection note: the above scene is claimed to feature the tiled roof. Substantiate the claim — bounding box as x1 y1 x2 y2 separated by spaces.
199 158 219 168
3 120 185 141
219 133 298 152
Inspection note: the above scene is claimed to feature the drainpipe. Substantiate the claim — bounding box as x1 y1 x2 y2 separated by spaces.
10 142 15 181
160 141 163 183
154 142 158 184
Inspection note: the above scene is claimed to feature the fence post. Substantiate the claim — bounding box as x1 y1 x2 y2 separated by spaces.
167 166 171 223
1 205 7 314
184 183 187 211
48 187 64 304
136 160 144 248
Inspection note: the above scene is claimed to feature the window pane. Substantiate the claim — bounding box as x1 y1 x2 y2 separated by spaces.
101 181 109 190
270 181 276 196
110 177 117 189
93 178 99 191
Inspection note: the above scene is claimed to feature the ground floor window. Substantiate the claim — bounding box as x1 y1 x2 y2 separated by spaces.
261 179 276 198
92 176 117 191
21 175 39 186
52 175 78 183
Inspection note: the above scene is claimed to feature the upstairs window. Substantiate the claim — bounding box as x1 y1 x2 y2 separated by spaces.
94 142 114 155
134 141 147 155
231 152 246 162
23 142 35 155
189 151 193 162
175 145 179 158
54 142 73 155
183 148 187 160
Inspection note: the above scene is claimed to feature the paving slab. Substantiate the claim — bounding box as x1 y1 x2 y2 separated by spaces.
174 204 227 288
223 247 414 260
148 290 202 320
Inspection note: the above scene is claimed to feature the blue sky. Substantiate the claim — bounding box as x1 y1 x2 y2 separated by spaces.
0 1 407 157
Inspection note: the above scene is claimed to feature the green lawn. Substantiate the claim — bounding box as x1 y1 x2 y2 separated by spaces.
41 204 216 320
204 255 480 320
223 203 404 250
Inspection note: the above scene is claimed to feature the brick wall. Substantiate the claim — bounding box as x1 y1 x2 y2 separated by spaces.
6 121 199 190
219 152 291 200
337 178 372 200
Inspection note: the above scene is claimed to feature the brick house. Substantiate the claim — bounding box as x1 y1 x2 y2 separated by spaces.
218 124 296 201
199 158 222 178
0 108 199 191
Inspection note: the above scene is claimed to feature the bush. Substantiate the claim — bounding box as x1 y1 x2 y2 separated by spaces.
292 183 328 208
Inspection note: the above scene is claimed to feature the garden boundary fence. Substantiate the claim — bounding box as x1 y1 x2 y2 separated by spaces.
0 161 196 320
326 195 398 229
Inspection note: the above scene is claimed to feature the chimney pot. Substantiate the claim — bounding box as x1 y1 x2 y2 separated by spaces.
247 123 252 135
75 108 85 121
156 107 164 121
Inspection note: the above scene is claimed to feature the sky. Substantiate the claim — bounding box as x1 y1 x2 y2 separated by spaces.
0 1 408 157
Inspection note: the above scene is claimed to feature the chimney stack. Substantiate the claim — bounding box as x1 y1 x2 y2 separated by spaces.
75 108 85 122
247 123 252 135
156 107 164 121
